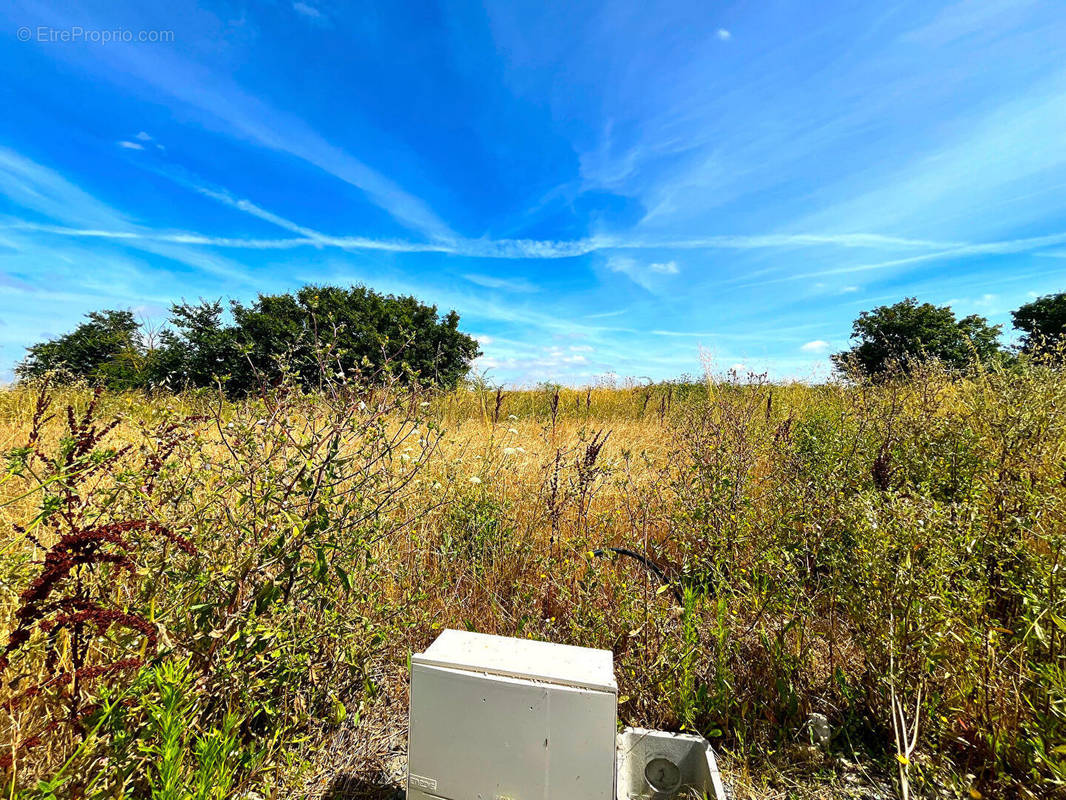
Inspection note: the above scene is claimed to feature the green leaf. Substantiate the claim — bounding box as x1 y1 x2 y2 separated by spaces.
336 564 353 592
331 698 347 725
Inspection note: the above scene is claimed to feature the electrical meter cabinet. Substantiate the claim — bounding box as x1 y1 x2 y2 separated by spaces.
407 629 617 800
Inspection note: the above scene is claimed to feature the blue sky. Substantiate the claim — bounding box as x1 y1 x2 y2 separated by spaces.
2 0 1065 385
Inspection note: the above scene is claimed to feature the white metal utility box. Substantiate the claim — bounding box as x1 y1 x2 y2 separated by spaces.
407 629 618 800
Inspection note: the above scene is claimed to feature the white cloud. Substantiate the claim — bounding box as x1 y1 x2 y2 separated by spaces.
117 141 144 150
945 293 1001 316
606 255 638 276
132 131 165 151
474 343 601 381
649 260 679 274
463 273 540 292
716 28 731 41
840 285 860 293
606 256 679 290
293 2 323 19
801 340 830 352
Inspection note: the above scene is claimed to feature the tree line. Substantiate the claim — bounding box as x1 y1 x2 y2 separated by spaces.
831 292 1066 377
15 286 1066 392
16 284 481 394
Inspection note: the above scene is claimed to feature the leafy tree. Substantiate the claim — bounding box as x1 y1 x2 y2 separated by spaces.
831 297 1003 378
147 300 241 390
16 309 145 388
1011 291 1066 358
229 285 480 393
18 285 481 394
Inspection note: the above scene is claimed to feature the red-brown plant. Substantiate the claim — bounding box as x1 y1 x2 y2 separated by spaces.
1 387 196 773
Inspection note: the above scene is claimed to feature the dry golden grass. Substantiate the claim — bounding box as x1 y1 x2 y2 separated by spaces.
1 369 1064 798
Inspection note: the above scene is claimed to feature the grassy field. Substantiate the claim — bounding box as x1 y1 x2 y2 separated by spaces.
1 363 1064 798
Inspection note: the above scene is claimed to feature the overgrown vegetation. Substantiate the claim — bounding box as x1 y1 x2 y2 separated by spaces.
2 356 1065 798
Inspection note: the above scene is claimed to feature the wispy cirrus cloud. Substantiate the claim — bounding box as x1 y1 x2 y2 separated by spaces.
191 184 337 244
902 0 1043 47
12 216 1066 272
741 230 1066 287
104 49 444 238
43 164 995 266
0 222 453 255
462 274 540 292
0 147 255 283
3 2 448 240
0 146 130 229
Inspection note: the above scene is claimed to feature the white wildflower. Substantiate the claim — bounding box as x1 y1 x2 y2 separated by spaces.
508 427 519 435
469 476 482 484
503 447 518 456
507 414 518 420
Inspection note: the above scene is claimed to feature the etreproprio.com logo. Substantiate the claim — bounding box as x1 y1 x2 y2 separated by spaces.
17 26 175 43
